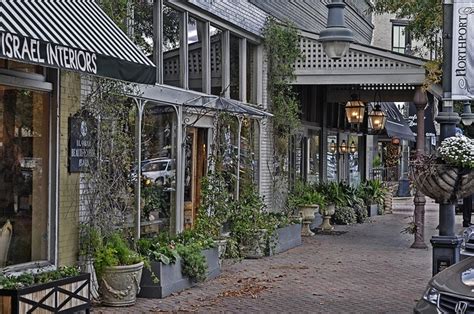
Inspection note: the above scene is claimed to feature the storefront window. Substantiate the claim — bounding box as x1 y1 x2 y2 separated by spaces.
188 16 205 92
0 87 49 266
349 135 360 186
246 43 257 104
229 35 240 100
327 134 338 182
163 6 182 87
210 25 223 96
141 105 177 233
308 130 320 184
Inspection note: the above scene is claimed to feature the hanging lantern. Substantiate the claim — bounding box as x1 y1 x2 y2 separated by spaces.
339 140 348 154
349 140 357 153
329 140 337 153
345 96 365 124
368 104 387 131
391 137 400 145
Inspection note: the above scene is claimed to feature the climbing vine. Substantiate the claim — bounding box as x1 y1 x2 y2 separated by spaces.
262 17 301 166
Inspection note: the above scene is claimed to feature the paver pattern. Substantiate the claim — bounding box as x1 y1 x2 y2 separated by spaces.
96 198 464 313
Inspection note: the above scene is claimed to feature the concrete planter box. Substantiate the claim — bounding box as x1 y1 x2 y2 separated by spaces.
138 247 220 299
272 224 302 255
367 204 379 217
244 224 302 258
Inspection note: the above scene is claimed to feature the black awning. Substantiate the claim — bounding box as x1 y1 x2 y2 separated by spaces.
379 102 416 142
0 1 155 84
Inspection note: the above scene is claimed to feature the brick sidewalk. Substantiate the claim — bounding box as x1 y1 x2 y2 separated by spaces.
96 199 464 313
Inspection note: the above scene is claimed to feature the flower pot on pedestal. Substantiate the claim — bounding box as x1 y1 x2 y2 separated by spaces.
319 204 335 231
299 205 319 236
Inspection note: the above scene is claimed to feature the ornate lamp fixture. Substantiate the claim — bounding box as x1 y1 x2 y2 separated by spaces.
339 140 348 154
461 101 474 126
345 95 365 124
329 140 337 153
368 103 387 131
319 0 354 60
391 137 400 145
349 140 357 153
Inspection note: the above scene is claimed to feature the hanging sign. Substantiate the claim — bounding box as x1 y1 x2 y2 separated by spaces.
69 113 98 173
452 0 474 100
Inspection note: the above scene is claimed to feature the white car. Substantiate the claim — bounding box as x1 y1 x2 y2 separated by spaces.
141 158 175 185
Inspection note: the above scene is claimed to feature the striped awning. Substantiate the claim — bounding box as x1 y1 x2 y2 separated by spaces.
0 0 156 84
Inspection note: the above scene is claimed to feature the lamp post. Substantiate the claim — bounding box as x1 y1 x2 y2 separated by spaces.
461 101 474 126
411 87 427 249
430 0 463 276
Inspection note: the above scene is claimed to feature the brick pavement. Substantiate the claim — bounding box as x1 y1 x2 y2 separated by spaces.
96 198 464 313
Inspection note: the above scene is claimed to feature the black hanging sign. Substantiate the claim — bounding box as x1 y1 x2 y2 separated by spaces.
69 113 97 173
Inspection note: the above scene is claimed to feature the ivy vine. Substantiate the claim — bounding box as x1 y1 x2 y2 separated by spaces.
262 17 301 166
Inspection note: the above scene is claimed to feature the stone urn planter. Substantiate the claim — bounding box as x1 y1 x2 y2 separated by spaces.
299 205 319 236
100 261 144 307
319 204 335 231
213 239 227 266
414 164 474 203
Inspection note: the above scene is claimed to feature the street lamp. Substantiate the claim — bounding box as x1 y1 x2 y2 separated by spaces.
411 86 428 249
339 140 348 154
349 140 357 153
329 140 337 153
319 0 354 60
461 101 474 126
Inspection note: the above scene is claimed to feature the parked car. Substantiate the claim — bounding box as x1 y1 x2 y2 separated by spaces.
415 228 474 313
141 158 175 185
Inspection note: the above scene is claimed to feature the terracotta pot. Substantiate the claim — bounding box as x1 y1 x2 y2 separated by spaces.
414 165 474 203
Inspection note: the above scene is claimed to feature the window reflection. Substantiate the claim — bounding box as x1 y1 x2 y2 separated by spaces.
163 6 182 87
230 35 240 100
210 25 223 96
188 16 205 92
327 134 338 182
0 87 49 266
308 130 320 184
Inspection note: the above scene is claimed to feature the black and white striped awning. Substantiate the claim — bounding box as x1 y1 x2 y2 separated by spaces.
0 0 156 84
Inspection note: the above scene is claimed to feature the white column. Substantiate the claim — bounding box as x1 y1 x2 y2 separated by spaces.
222 30 230 98
202 21 211 94
239 38 247 102
180 11 189 89
153 0 163 84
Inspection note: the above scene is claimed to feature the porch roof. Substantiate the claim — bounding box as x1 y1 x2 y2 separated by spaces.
294 32 426 86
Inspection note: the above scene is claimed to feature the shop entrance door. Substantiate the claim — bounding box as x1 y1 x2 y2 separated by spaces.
184 127 208 228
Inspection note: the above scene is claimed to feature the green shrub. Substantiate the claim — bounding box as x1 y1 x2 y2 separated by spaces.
354 204 368 223
333 206 357 225
177 243 208 282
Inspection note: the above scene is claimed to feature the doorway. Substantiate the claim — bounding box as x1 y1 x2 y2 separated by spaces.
184 127 208 228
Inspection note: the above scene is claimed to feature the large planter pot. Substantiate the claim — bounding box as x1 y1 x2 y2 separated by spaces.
0 273 91 313
100 261 144 307
213 239 227 266
299 205 319 236
319 204 335 231
414 165 474 203
139 247 220 299
270 224 302 255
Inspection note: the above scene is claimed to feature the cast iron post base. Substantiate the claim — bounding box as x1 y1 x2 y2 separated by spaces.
430 235 462 276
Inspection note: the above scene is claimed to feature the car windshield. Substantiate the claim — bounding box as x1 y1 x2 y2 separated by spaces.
142 161 168 172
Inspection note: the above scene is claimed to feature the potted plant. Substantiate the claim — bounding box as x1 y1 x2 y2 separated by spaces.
412 135 474 203
358 180 386 217
316 182 345 231
288 181 325 236
0 266 91 313
94 233 145 307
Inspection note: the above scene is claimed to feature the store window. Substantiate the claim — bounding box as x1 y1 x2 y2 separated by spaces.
0 87 50 266
308 130 320 184
188 16 206 92
163 5 182 87
327 134 338 182
229 35 240 100
210 25 223 96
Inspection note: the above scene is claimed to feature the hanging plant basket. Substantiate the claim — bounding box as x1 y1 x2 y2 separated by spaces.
413 162 474 203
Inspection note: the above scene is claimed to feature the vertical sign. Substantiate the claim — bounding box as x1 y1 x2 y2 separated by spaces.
452 0 474 100
69 113 97 173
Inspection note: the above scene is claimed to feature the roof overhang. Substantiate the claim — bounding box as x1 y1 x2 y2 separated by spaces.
294 32 426 86
0 0 156 84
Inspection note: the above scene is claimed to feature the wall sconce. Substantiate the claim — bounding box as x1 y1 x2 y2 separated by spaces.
329 140 337 153
339 140 348 154
461 101 474 126
368 104 387 131
345 95 365 124
349 140 357 153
